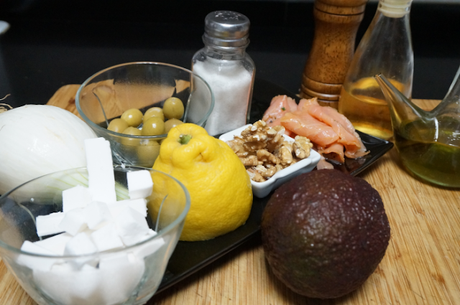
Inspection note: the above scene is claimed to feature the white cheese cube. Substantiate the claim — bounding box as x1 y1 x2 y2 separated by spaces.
91 223 124 252
108 198 147 217
62 185 92 213
132 230 166 259
58 208 88 236
36 212 65 237
64 232 97 256
33 233 73 255
114 207 150 246
98 253 145 305
83 201 113 230
17 241 59 271
33 263 103 305
127 170 153 199
64 232 98 269
84 138 116 203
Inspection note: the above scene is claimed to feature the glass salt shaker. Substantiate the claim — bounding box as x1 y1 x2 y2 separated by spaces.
192 10 256 136
338 0 414 140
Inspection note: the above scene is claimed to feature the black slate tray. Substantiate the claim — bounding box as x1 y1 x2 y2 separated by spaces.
156 78 394 293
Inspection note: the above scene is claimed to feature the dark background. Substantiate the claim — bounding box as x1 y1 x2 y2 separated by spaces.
0 0 459 108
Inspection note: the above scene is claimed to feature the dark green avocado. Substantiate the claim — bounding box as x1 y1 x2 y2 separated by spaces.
261 169 391 299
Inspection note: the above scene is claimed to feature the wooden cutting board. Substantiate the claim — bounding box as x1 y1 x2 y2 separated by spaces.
46 84 81 118
1 87 459 305
45 80 190 121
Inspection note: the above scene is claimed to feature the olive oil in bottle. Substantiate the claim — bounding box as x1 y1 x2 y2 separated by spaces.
339 0 413 140
339 77 408 140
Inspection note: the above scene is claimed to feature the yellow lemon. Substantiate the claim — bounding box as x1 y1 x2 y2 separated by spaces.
150 123 253 241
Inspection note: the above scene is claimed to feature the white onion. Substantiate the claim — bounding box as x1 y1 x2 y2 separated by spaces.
0 105 97 195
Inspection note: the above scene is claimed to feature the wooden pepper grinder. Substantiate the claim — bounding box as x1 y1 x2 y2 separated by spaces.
300 0 367 108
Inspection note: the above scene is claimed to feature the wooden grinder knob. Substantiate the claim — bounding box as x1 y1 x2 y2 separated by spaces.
300 0 367 108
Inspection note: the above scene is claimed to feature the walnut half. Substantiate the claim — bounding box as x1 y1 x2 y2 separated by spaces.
293 136 313 159
227 121 313 182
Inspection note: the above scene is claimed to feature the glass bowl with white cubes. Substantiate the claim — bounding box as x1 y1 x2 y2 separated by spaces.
0 137 190 305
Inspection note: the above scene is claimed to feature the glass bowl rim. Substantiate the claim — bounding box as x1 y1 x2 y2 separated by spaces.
0 165 191 259
75 61 215 140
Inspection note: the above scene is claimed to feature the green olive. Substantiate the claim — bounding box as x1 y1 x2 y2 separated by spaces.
144 107 164 121
163 97 184 120
141 117 165 136
121 126 142 146
121 108 143 127
164 118 184 133
137 140 161 167
122 126 142 136
107 118 129 133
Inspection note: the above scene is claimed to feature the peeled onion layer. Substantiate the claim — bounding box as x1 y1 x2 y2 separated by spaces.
0 104 97 196
7 167 129 205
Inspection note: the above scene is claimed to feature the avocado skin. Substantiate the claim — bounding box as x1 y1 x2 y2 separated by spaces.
261 169 391 299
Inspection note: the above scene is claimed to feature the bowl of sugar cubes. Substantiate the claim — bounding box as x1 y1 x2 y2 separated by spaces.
0 137 190 305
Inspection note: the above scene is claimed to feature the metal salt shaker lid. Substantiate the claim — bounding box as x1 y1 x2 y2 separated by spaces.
203 11 250 48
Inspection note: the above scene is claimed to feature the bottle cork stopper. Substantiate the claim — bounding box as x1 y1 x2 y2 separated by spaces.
379 0 412 18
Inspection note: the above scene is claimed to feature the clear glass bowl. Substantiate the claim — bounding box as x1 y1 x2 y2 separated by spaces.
0 166 190 305
75 62 214 167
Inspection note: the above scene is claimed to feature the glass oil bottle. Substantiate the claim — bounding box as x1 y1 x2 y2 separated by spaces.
338 0 414 140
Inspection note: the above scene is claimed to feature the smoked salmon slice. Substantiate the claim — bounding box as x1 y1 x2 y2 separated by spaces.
317 143 345 163
262 95 298 126
298 98 355 135
262 95 369 165
298 98 368 158
280 111 339 148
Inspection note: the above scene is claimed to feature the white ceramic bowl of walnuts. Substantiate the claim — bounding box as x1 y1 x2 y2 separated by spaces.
219 121 321 198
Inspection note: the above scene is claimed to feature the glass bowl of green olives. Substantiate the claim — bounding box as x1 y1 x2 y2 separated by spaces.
75 62 214 167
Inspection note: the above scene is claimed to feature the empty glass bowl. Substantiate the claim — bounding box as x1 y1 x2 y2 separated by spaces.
0 166 190 305
75 62 214 167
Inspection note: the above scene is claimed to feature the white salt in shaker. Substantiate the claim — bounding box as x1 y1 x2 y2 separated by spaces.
192 10 255 136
